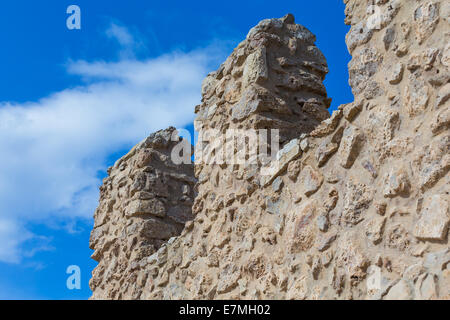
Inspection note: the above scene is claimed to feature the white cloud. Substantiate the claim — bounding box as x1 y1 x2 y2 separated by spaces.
105 22 147 59
0 218 32 263
106 23 135 47
0 25 227 263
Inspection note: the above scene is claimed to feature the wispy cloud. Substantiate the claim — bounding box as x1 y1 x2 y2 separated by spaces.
105 22 147 58
106 23 135 47
0 24 227 263
0 218 32 263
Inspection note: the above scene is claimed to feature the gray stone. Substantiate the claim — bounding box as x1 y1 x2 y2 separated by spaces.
388 63 404 85
415 273 438 300
300 165 324 196
384 279 413 300
413 2 440 44
272 176 284 193
383 27 395 51
300 138 309 152
346 20 373 53
414 195 449 241
423 249 450 273
316 215 329 232
266 198 286 215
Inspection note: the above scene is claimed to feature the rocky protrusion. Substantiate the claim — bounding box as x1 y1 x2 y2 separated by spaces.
195 13 331 145
90 128 195 299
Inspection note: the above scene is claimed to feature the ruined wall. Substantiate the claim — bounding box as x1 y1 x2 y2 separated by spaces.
195 12 331 146
91 1 450 300
89 128 195 299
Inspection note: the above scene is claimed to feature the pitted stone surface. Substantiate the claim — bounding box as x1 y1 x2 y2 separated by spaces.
89 128 195 299
91 3 450 300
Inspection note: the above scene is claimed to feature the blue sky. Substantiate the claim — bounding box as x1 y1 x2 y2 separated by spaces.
0 1 352 299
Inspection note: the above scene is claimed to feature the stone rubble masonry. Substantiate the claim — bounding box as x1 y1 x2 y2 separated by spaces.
90 1 450 300
89 127 195 299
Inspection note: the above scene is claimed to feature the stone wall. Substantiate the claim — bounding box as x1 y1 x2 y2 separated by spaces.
89 128 195 299
195 13 331 146
90 1 450 300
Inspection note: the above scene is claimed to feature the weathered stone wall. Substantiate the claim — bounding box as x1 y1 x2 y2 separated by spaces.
89 128 195 299
90 1 450 300
195 13 331 146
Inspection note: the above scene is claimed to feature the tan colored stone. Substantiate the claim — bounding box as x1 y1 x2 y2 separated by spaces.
339 125 363 169
342 102 362 121
335 232 369 283
365 216 386 245
126 199 166 218
404 75 429 117
342 179 373 225
289 200 318 253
